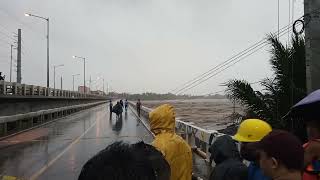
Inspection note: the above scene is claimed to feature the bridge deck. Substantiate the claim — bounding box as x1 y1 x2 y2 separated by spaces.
0 104 153 180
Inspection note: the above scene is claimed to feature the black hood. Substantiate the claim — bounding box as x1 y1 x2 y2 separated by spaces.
209 135 240 164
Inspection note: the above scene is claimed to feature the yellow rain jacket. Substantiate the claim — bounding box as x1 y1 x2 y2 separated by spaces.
149 104 192 180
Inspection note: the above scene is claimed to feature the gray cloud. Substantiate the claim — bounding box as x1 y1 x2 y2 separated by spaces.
0 0 304 94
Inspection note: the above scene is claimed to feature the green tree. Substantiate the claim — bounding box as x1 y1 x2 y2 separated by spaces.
225 34 306 130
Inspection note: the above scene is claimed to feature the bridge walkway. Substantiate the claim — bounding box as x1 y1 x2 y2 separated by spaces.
0 104 152 180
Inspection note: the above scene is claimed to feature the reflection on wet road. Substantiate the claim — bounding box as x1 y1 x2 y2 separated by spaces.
0 104 153 180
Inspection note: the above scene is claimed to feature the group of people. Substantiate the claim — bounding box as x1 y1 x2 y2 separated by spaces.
81 103 192 180
209 89 320 180
109 99 129 118
79 89 320 180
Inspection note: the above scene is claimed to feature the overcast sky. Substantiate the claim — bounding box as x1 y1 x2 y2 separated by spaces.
0 0 303 95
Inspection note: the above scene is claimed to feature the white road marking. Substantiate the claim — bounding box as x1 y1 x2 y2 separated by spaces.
29 119 98 180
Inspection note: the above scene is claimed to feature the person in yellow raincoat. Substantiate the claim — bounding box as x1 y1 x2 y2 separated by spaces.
149 104 192 180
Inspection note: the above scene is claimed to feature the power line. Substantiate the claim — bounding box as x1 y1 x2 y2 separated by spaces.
171 22 293 94
171 9 320 95
176 43 269 95
173 25 288 95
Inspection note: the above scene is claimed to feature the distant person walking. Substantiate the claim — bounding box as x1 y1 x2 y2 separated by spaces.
120 99 124 108
112 102 123 119
136 99 141 117
0 72 5 81
125 99 128 112
109 100 113 113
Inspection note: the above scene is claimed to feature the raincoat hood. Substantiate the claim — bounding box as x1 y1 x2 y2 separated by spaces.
149 104 175 134
210 135 241 164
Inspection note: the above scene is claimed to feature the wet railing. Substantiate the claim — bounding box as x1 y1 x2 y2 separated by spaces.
128 101 225 157
0 80 106 99
128 101 228 180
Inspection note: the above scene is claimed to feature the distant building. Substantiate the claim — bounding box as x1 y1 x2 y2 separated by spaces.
78 86 90 93
91 90 106 96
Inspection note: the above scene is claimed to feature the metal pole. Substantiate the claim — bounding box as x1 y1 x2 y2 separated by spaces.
53 66 56 89
103 78 105 93
305 0 320 93
17 29 21 83
10 45 13 82
73 75 75 91
278 0 280 39
83 59 86 94
47 18 50 88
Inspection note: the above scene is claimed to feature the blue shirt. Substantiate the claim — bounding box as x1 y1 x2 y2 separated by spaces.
248 162 270 180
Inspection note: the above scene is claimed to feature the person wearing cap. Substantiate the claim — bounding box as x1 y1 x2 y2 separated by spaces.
149 104 192 180
286 89 320 180
254 130 304 180
233 119 272 180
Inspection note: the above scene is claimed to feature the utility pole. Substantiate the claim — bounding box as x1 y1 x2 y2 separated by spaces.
89 76 92 90
60 76 62 90
16 29 21 84
305 0 320 93
10 44 13 82
103 78 105 94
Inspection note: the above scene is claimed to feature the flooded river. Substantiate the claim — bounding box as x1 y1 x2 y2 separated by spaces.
142 99 243 130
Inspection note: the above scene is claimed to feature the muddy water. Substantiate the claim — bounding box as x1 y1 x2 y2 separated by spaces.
142 99 243 130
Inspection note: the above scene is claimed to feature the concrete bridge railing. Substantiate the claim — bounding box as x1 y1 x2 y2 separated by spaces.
0 101 106 138
0 80 105 99
128 101 225 160
0 80 109 138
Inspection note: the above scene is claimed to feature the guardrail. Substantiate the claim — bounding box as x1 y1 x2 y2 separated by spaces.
0 101 107 138
0 80 106 99
128 101 225 159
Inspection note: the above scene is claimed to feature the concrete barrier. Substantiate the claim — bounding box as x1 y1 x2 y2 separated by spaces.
0 101 106 138
0 80 106 99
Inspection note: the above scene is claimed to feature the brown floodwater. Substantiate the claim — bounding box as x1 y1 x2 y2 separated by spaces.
141 99 243 130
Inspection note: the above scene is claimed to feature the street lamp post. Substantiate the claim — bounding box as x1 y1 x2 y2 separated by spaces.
25 13 50 88
72 74 80 91
73 56 86 95
53 64 64 89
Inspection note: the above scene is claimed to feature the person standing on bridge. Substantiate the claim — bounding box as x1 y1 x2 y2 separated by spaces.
136 99 141 117
285 89 320 180
209 135 248 180
125 99 128 112
149 104 192 180
0 72 5 81
109 100 113 112
120 99 124 108
233 119 272 180
252 130 304 180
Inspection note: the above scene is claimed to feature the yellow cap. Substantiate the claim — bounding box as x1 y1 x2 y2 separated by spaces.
233 119 272 142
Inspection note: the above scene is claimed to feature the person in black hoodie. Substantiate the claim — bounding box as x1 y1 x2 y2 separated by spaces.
209 135 248 180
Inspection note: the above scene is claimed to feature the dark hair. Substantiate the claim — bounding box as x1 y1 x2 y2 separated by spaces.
78 141 170 180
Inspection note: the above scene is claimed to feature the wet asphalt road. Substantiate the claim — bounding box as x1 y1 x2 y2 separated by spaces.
0 104 153 180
